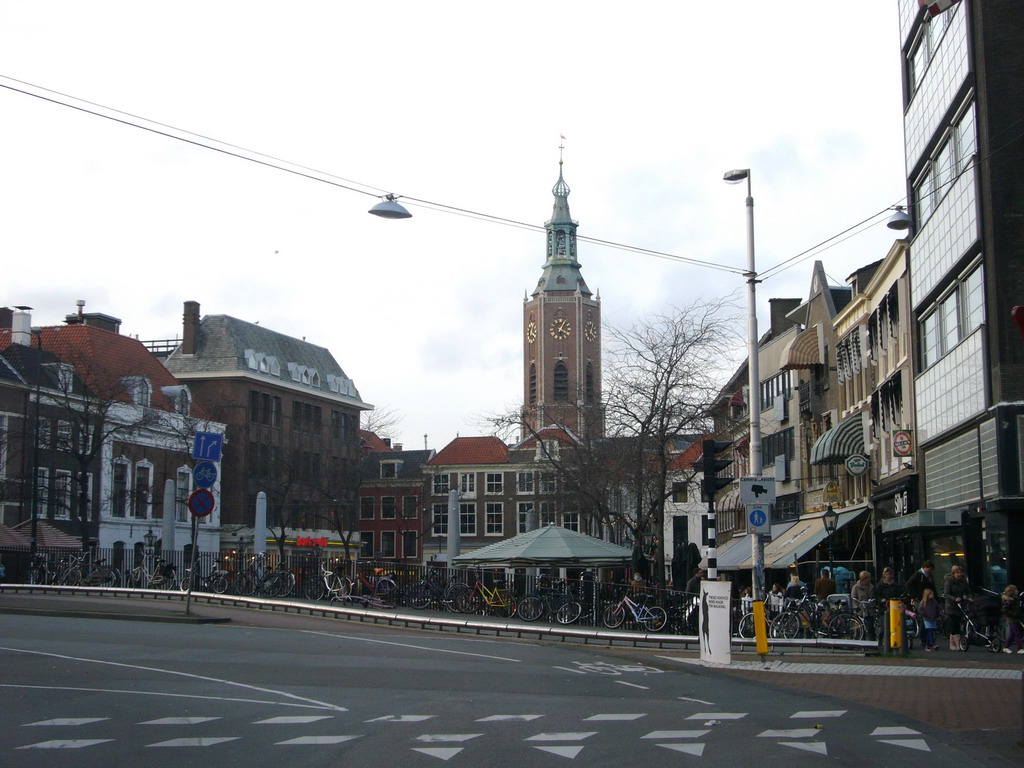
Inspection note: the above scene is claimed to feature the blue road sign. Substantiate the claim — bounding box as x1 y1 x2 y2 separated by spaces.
746 504 771 535
192 460 218 489
192 431 224 462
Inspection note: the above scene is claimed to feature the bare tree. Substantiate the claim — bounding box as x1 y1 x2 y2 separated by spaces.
361 406 404 441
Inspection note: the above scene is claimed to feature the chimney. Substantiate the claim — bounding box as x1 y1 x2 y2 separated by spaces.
383 437 392 448
393 443 403 452
182 301 200 355
11 309 32 345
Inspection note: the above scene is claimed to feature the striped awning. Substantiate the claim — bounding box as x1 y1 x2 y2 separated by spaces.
780 325 821 370
810 412 866 465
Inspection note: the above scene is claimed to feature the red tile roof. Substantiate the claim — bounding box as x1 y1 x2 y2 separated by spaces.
6 520 83 549
667 435 711 471
513 426 581 449
428 436 509 466
360 430 392 454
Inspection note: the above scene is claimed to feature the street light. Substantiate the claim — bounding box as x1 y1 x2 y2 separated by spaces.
886 205 912 231
143 528 156 555
368 193 412 219
823 504 839 575
724 168 764 600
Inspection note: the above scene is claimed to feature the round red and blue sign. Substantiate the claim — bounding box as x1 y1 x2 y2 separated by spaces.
187 488 215 518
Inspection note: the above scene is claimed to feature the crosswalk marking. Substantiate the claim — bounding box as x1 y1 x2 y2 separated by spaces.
656 743 705 756
415 734 482 743
476 714 543 722
584 714 645 721
141 717 221 725
780 741 828 755
525 732 597 742
146 737 241 747
642 730 709 739
871 726 920 736
16 739 113 749
366 714 435 723
254 715 332 725
534 745 584 758
757 729 821 738
24 718 109 727
685 712 747 720
790 710 846 719
276 735 360 745
412 747 463 760
880 738 931 752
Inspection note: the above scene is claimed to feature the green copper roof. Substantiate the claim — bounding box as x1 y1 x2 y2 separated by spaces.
533 161 591 297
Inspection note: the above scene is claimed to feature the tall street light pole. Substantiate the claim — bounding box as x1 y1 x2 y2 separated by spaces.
724 168 764 602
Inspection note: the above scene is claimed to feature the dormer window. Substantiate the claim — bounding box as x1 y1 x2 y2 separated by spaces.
122 376 151 406
175 389 191 415
380 462 400 479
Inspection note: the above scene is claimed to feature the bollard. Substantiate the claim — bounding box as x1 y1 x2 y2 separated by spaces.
753 600 768 657
889 599 902 651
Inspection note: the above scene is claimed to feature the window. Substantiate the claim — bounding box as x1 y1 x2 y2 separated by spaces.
539 472 556 494
249 391 281 427
586 363 595 403
960 267 984 333
360 532 374 559
459 503 476 535
123 376 151 406
402 496 418 518
920 265 985 371
760 371 791 410
539 501 556 527
380 462 398 479
112 461 129 517
37 420 51 450
134 463 152 518
485 473 503 494
55 420 73 451
516 471 534 493
380 531 396 558
175 389 191 415
360 497 374 519
402 531 418 559
35 467 49 516
517 502 534 533
54 469 72 518
529 364 537 404
485 502 503 535
432 503 448 536
762 428 795 464
381 496 396 519
553 362 569 402
562 511 579 531
432 473 450 495
671 481 688 503
176 467 191 522
459 473 475 494
292 401 322 433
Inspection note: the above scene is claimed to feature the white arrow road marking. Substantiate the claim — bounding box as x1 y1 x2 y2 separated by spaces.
642 730 710 739
476 715 544 722
656 743 705 756
141 717 222 725
871 726 921 736
880 739 931 751
790 710 846 719
366 715 435 723
276 736 361 745
24 718 110 726
584 714 646 721
780 741 828 755
534 745 585 758
146 737 241 748
525 732 597 741
17 739 113 749
2 683 337 711
757 729 821 738
254 715 333 724
686 712 747 720
415 734 483 743
412 747 463 760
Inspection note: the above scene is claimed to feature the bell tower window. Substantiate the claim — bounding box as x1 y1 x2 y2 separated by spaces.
553 362 569 402
529 364 537 404
586 363 595 403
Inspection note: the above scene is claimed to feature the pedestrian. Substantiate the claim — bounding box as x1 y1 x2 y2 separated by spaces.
768 583 784 615
873 566 901 652
918 588 941 651
813 568 837 603
942 564 972 651
740 586 753 614
1001 584 1023 654
851 571 876 641
784 572 806 604
684 567 704 595
905 560 936 605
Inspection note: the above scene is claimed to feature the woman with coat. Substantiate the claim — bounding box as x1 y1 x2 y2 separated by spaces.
942 565 972 651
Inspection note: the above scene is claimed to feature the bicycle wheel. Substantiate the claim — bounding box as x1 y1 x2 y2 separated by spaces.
490 591 515 619
602 603 625 629
179 575 192 592
211 575 228 594
772 612 800 639
642 606 668 632
303 575 325 600
555 600 582 625
456 589 481 614
517 596 544 622
406 580 433 609
375 578 397 598
737 612 756 639
101 568 119 587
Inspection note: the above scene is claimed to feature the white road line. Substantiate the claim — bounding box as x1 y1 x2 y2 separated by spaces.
685 712 747 720
296 629 521 663
0 646 347 712
276 736 361 745
677 696 716 705
140 717 221 725
415 734 483 742
525 732 597 741
871 726 921 736
366 715 435 723
790 710 846 719
879 738 930 751
584 714 646 721
1 683 336 710
534 745 584 758
412 747 464 760
757 729 820 738
147 737 241 748
553 665 587 674
614 681 649 690
24 717 110 726
642 730 709 739
476 714 544 722
657 743 705 756
780 741 828 755
254 715 333 724
16 739 113 749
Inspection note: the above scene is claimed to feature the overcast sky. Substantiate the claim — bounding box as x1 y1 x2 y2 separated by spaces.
0 2 908 451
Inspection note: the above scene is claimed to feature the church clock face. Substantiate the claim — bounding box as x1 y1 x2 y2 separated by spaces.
584 318 598 342
526 321 538 344
550 317 572 340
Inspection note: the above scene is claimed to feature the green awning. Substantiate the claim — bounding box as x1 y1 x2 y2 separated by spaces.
810 412 866 465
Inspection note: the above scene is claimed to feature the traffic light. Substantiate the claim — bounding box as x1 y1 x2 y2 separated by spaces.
692 439 733 503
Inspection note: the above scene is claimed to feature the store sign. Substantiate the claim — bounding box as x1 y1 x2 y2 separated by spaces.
845 454 869 475
892 429 913 458
894 489 911 517
295 536 329 548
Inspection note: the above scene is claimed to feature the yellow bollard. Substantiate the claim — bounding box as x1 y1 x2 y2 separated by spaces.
753 600 769 656
889 599 902 650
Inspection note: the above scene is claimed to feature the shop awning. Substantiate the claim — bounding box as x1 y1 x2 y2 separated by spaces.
762 507 866 569
715 518 801 571
810 412 866 465
780 326 821 370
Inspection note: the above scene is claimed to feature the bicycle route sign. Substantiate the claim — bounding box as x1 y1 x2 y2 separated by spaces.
187 488 215 518
192 460 218 489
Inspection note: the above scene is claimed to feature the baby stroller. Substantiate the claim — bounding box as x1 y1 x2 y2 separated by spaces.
958 593 1003 652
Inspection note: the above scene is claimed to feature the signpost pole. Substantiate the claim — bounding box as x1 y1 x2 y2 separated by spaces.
185 512 199 616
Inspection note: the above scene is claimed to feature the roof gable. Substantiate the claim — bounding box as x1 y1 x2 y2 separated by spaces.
428 436 509 466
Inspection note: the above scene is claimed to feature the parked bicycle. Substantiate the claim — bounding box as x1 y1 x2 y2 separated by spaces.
127 557 176 589
179 554 229 593
602 590 667 632
458 572 516 617
237 554 295 597
405 572 466 612
517 580 582 624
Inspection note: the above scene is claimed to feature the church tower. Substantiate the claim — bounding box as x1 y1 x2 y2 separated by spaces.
523 156 602 438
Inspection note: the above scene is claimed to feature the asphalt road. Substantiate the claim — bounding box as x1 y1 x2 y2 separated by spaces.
0 606 1014 767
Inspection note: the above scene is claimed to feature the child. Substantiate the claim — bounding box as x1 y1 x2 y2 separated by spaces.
1002 585 1023 654
918 588 941 651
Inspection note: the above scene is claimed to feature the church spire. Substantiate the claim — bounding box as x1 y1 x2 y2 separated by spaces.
534 149 590 297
